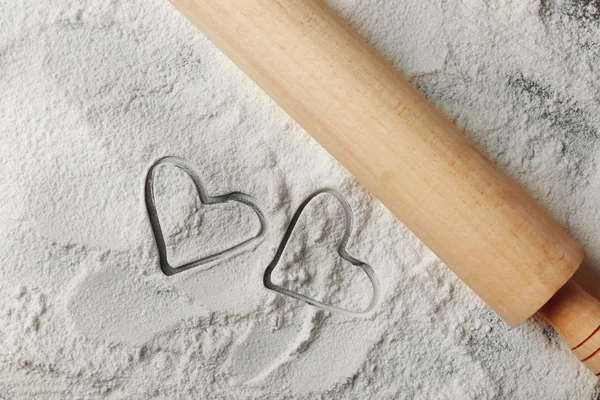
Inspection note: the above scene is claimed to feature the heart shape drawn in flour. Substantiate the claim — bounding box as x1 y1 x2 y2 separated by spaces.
145 156 266 276
263 189 381 317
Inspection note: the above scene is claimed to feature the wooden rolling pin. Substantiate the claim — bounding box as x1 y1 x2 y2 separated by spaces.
169 0 600 375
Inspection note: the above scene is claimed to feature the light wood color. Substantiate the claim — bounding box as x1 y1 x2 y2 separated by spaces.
574 328 600 360
169 0 585 326
539 280 600 375
167 0 586 326
583 352 600 375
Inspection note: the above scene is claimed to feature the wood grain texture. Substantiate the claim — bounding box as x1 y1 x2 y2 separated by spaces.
573 328 600 360
540 280 600 375
168 0 585 326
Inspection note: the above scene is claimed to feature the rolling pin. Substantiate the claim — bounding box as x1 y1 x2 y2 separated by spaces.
168 0 600 375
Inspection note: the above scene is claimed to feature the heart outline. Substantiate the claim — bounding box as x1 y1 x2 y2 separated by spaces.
263 189 381 317
145 156 266 276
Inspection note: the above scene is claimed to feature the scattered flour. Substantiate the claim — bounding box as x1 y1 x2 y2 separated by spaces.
1 0 600 398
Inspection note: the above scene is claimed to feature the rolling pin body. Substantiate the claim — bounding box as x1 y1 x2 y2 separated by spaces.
169 0 585 326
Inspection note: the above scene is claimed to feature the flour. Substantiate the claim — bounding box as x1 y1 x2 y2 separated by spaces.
1 0 600 398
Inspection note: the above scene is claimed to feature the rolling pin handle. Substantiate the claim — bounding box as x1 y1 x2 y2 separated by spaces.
539 279 600 376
